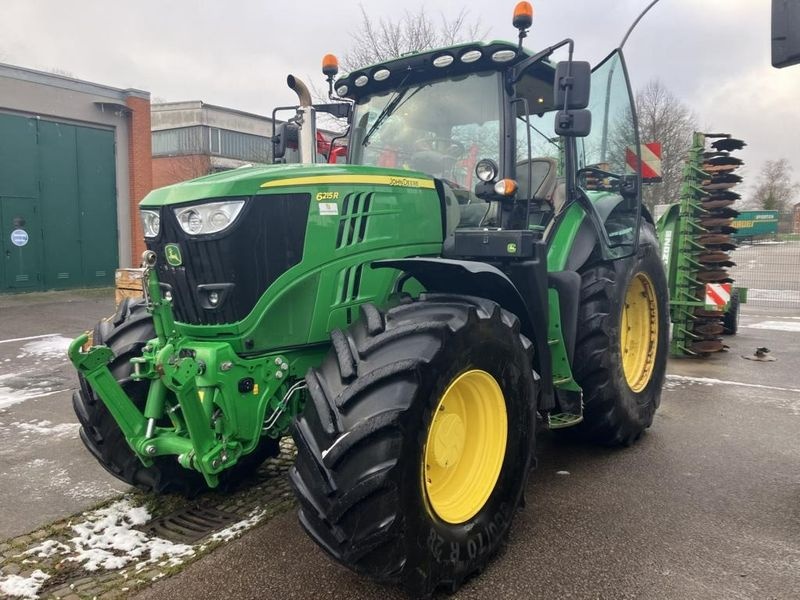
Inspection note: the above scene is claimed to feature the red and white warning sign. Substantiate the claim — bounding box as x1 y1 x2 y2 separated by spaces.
704 283 732 310
625 142 663 182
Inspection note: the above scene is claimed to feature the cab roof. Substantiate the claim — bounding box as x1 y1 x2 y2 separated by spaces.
334 40 551 102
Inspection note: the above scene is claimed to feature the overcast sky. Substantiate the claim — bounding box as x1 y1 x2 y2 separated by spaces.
1 0 797 201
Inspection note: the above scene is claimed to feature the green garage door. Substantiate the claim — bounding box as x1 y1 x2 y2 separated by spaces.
0 112 118 291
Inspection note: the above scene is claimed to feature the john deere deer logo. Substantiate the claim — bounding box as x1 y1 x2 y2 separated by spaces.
165 244 182 267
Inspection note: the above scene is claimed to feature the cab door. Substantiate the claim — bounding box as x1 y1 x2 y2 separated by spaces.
579 49 642 257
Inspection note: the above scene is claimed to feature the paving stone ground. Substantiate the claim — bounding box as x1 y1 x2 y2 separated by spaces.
0 439 297 599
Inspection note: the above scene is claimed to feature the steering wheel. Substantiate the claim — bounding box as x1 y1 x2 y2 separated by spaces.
577 165 619 179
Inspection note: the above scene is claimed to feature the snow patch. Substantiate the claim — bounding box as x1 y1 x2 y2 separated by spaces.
743 320 800 333
12 420 80 437
0 499 267 598
0 570 50 599
207 509 265 543
665 375 800 415
18 336 73 360
746 289 800 304
22 540 71 559
68 499 195 572
0 387 67 410
555 470 570 476
665 374 800 394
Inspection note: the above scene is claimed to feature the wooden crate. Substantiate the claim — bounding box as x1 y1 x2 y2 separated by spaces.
115 268 145 307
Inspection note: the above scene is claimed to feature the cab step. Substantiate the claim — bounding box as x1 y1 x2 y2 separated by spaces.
545 412 584 429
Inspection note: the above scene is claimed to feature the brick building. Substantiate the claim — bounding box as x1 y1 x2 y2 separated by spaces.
0 63 152 291
151 101 277 189
151 101 340 188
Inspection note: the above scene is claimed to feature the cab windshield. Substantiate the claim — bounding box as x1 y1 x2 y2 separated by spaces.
349 72 502 189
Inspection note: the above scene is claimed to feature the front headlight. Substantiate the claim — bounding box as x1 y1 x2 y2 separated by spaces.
173 200 245 236
141 209 161 238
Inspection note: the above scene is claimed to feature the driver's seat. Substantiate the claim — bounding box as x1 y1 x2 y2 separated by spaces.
517 157 559 231
516 157 559 203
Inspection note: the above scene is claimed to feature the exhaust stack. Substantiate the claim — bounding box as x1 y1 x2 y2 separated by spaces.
287 75 317 164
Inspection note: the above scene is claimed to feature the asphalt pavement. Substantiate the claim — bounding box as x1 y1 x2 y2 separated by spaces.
0 289 127 539
132 307 800 600
731 240 800 310
1 240 799 598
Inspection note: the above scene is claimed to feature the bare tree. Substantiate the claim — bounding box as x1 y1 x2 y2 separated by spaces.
751 159 799 212
635 80 697 211
342 4 487 71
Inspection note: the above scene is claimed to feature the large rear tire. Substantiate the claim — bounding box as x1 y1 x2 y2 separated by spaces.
570 222 669 446
290 295 536 597
722 289 740 335
74 298 278 495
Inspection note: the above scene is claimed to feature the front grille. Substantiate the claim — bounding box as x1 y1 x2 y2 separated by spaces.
147 194 310 325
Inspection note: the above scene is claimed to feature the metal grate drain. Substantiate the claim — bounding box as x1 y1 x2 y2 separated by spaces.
139 505 241 544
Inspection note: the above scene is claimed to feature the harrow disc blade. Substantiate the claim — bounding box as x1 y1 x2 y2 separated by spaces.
711 138 746 151
706 190 741 201
693 322 725 336
702 243 737 252
698 251 734 264
700 199 736 210
704 155 743 167
704 207 740 218
696 270 730 282
690 339 726 353
708 173 743 184
699 217 734 228
703 163 739 174
702 181 738 191
696 233 735 246
694 308 725 318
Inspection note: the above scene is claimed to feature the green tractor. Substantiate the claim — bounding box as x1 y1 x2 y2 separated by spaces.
69 4 668 595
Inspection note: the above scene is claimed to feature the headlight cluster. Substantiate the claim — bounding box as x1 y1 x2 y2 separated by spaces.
475 158 499 182
173 200 245 235
141 209 161 238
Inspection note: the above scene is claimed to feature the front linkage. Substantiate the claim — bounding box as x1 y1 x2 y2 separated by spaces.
68 251 302 487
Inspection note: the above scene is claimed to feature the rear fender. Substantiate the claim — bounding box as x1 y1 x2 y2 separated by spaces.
373 257 554 411
554 195 656 272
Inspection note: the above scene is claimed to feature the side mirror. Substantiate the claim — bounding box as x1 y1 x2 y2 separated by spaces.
554 61 591 109
272 122 299 162
772 0 800 68
555 109 591 137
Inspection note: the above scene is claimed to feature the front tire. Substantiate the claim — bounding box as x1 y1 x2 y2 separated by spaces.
74 298 278 495
570 223 669 446
290 295 536 596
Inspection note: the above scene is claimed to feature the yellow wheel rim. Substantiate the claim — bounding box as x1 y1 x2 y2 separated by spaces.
621 272 659 393
423 369 507 524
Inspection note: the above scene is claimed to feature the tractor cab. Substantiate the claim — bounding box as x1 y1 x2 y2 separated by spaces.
328 36 643 260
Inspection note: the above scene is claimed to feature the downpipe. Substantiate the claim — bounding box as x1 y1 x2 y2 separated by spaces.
287 75 317 164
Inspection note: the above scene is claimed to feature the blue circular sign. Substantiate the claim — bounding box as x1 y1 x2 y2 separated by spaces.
10 229 29 247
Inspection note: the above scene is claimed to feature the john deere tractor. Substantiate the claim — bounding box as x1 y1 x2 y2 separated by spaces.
69 3 668 595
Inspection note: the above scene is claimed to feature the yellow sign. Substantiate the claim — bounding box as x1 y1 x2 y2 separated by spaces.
315 191 340 202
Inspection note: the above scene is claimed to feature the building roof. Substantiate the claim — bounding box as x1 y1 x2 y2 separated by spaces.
151 101 277 136
0 62 149 100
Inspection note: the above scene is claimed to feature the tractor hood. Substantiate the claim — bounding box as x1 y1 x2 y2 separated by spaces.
140 163 436 207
